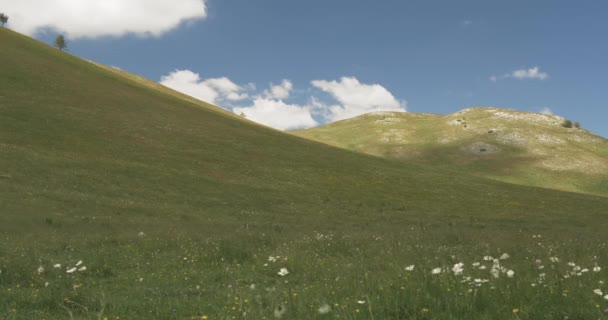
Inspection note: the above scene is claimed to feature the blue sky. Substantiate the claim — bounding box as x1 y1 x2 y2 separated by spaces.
4 0 607 136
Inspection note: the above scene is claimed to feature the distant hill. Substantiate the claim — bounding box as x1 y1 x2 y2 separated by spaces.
293 107 608 196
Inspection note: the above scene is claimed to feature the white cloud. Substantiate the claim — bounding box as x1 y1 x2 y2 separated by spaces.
462 20 473 26
1 0 207 38
262 80 293 100
160 70 247 105
491 66 549 82
511 66 549 80
311 77 406 121
539 107 554 115
158 72 406 130
233 99 317 130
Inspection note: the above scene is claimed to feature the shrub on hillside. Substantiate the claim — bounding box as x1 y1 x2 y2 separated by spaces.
562 119 573 128
0 13 8 27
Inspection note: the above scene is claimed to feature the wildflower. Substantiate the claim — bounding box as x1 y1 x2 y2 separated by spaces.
483 256 493 261
500 253 510 260
452 263 464 275
53 264 61 269
421 308 429 313
78 266 87 272
355 309 360 313
318 304 331 314
472 262 480 267
594 289 603 296
76 261 83 267
66 267 77 274
44 282 49 287
37 266 44 275
567 262 576 267
273 305 287 319
138 231 145 237
405 265 415 271
357 300 366 305
249 284 256 290
513 308 519 314
490 268 500 279
507 270 515 278
549 256 559 263
593 266 601 272
277 268 289 277
268 256 278 263
479 265 487 270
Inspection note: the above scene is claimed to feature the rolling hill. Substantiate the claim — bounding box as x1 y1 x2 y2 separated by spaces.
2 27 608 319
293 108 608 196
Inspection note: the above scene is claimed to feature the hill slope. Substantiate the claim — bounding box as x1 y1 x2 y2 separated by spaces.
2 28 608 319
293 108 608 196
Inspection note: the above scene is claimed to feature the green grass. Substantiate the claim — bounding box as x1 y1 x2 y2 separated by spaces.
293 110 608 197
2 27 608 319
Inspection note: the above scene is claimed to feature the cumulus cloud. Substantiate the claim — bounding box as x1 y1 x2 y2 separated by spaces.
311 77 406 121
158 72 406 130
539 107 554 115
233 99 317 130
1 0 207 38
160 70 247 105
262 80 293 100
511 67 549 80
491 66 549 82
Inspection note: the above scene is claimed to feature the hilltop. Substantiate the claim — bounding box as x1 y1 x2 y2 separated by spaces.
2 28 608 319
293 107 608 196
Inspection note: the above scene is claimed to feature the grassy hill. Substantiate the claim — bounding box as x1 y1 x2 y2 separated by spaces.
2 28 608 319
293 109 608 196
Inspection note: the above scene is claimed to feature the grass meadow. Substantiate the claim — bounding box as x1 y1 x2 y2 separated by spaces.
2 28 608 319
2 220 608 319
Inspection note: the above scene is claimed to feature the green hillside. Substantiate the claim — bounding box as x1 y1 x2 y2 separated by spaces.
293 109 608 196
2 28 608 319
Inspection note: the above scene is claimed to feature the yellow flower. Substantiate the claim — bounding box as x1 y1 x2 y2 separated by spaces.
512 308 519 314
355 308 360 313
421 308 429 313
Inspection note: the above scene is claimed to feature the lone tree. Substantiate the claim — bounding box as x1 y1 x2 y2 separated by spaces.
0 13 8 27
54 35 67 51
561 119 573 128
